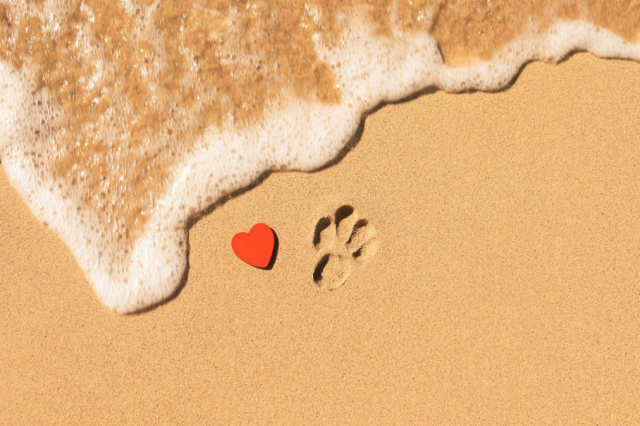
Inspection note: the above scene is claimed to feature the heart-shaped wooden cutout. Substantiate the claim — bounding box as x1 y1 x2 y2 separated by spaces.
231 223 275 268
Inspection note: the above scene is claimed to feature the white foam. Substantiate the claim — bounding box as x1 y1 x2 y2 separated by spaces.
1 12 640 312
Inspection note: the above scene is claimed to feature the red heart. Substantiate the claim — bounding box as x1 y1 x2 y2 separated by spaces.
231 223 275 268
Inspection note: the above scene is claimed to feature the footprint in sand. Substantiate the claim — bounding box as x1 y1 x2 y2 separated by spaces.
312 205 380 290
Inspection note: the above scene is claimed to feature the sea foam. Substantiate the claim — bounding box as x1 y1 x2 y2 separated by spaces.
1 4 639 312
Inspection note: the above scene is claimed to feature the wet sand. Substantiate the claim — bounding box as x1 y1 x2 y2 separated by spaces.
3 0 638 246
2 53 640 424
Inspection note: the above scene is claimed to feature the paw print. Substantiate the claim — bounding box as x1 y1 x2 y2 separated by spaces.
313 205 380 290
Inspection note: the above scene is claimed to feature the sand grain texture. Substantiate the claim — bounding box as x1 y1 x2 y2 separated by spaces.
2 54 640 424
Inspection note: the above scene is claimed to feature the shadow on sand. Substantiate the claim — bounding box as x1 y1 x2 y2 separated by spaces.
130 50 593 314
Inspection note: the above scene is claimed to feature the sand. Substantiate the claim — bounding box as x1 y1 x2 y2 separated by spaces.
2 53 640 424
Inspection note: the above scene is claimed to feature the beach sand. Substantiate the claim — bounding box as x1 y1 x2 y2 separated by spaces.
2 53 640 424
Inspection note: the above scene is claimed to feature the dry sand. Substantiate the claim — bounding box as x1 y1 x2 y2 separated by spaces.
2 53 640 424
